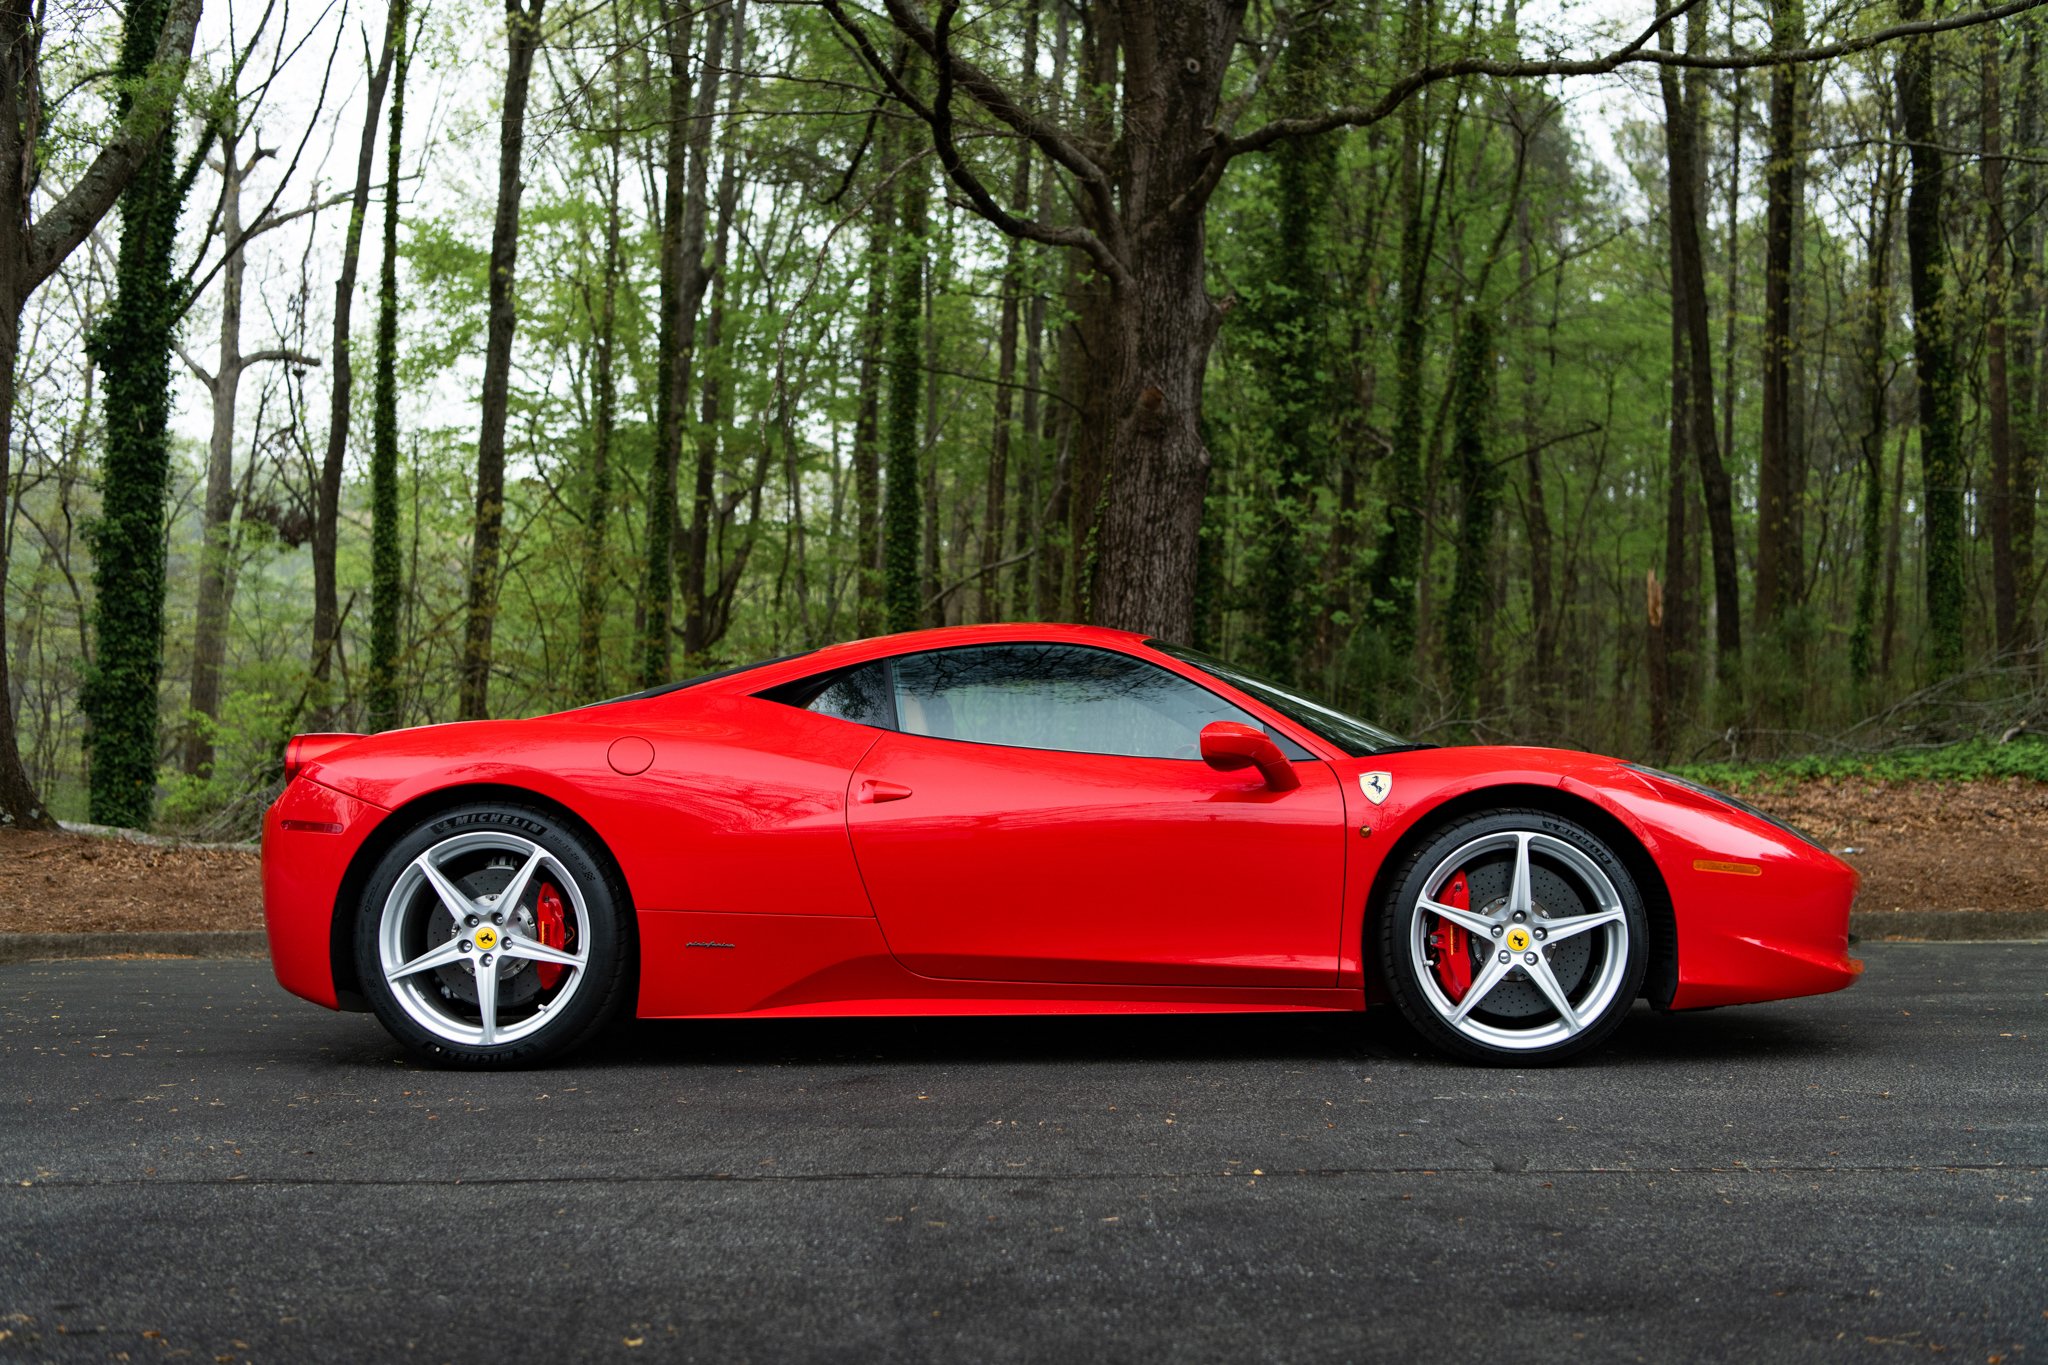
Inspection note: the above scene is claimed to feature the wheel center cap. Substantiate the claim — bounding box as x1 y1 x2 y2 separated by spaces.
1505 926 1532 953
473 925 500 952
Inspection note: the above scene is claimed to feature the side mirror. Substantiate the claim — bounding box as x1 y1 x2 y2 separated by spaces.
1199 721 1300 792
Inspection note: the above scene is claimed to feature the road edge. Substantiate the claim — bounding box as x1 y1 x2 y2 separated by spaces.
2 912 2044 965
0 931 268 962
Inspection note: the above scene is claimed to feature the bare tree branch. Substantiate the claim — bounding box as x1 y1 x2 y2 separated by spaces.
1227 0 2048 161
815 0 1133 285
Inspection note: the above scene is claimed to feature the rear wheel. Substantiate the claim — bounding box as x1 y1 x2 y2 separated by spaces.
355 802 633 1066
1379 809 1647 1064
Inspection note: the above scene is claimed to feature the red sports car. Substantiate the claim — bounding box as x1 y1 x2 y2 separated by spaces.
262 624 1861 1066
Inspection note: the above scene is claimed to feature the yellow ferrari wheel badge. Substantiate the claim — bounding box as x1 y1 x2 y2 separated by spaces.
473 926 499 951
1505 926 1531 953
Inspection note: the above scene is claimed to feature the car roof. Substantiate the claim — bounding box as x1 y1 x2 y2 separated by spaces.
695 622 1154 696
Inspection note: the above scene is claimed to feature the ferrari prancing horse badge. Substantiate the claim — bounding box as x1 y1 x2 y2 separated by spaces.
1359 772 1393 806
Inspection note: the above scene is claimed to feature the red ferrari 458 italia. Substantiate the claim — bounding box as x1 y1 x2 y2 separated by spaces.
262 624 1861 1066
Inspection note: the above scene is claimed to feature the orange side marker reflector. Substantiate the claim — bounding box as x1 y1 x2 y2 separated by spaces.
279 820 344 834
1693 859 1762 877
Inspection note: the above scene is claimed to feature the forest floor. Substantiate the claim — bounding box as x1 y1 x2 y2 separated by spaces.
0 777 2041 934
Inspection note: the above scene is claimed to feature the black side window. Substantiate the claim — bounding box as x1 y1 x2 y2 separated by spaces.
890 643 1274 760
759 662 894 728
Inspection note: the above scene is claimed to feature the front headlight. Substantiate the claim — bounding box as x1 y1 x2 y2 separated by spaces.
1625 764 1825 851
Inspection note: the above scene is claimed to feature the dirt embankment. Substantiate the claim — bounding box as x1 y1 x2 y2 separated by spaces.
0 778 2042 934
1725 777 2048 914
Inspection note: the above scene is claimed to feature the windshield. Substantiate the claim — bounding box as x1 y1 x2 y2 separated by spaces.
1144 640 1419 758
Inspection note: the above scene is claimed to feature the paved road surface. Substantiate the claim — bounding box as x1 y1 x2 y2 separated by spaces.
2 943 2043 1362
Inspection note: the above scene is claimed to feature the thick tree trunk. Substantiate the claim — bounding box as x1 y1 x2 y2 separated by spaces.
457 0 544 720
83 0 191 828
0 0 200 828
367 3 409 732
1899 0 1965 678
312 11 398 722
1090 215 1221 641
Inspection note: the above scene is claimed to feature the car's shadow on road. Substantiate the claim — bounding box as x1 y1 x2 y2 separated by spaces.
538 1000 1843 1073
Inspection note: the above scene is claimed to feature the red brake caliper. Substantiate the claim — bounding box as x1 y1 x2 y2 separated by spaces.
1430 870 1473 1003
535 883 568 991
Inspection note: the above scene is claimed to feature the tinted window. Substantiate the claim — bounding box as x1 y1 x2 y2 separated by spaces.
890 644 1270 759
759 661 894 727
810 662 893 726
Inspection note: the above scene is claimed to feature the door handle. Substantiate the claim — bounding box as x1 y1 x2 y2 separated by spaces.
858 780 914 804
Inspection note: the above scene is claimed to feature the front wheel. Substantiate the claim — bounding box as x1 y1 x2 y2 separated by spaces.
1379 809 1647 1064
355 802 634 1067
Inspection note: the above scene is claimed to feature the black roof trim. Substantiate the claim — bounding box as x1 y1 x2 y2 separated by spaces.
581 653 802 708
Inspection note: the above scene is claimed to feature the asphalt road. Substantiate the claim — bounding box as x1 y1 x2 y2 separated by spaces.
1 944 2042 1364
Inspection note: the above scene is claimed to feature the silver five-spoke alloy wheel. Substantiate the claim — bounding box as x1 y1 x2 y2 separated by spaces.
378 830 593 1048
1406 827 1633 1054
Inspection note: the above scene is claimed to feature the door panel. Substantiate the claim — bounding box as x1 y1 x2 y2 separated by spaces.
846 731 1346 987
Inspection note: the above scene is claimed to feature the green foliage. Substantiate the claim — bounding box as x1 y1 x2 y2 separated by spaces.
1678 735 2048 793
9 0 2044 836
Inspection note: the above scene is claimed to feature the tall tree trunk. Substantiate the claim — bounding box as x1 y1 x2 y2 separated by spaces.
367 0 410 731
921 235 942 623
1443 311 1498 734
1656 16 1706 736
638 1 691 685
1756 0 1803 632
184 132 249 775
851 221 886 635
82 0 195 827
978 14 1032 626
1661 7 1741 697
457 0 545 720
2014 22 2042 661
312 4 398 723
1719 6 1744 496
1985 25 2019 658
1248 18 1334 684
1359 0 1431 718
1851 143 1900 686
0 303 44 825
574 50 623 703
1899 0 1964 679
1516 199 1556 713
884 62 927 633
677 0 737 662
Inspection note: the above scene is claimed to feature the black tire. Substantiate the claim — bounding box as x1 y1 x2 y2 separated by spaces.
354 801 634 1067
1377 807 1647 1065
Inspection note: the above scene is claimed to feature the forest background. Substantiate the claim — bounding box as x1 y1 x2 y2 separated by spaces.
4 0 2045 838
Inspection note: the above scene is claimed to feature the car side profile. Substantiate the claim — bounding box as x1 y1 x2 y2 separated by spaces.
262 623 1862 1066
